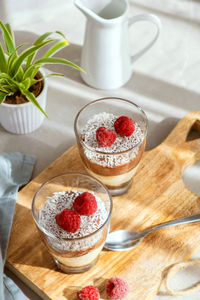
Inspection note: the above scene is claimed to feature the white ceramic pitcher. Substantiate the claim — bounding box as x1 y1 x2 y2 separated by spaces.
74 0 161 90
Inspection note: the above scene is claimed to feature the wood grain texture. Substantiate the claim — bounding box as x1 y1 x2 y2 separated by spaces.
6 111 200 300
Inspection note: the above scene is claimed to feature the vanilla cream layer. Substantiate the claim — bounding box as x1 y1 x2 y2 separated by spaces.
86 166 138 187
53 245 103 268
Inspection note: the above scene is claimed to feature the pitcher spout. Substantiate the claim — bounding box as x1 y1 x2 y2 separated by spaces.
74 0 128 21
74 0 98 20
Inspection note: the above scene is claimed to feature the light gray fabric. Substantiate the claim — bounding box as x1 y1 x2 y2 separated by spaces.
0 152 36 300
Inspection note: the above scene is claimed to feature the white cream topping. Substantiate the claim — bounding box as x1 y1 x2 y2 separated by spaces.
81 112 144 167
38 190 108 252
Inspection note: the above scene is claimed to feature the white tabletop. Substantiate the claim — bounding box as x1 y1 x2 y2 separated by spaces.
1 0 200 299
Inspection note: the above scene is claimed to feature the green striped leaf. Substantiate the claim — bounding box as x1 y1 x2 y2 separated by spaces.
11 40 54 77
34 32 53 45
1 84 14 93
0 79 17 91
42 40 69 58
23 65 41 81
5 23 15 45
55 31 67 40
0 44 7 72
40 72 64 79
26 32 54 69
0 91 7 103
22 78 31 90
0 72 12 80
30 72 64 86
34 57 85 72
7 43 27 74
20 88 48 118
0 73 19 92
0 20 15 53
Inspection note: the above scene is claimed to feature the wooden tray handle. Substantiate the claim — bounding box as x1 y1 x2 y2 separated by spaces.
163 111 200 169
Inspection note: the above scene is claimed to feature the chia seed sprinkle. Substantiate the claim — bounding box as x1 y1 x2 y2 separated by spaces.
81 112 145 167
38 190 108 251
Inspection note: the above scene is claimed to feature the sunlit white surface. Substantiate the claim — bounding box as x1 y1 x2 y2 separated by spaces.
0 0 200 299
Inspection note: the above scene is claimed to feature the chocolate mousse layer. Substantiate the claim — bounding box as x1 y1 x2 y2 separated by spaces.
40 226 107 259
80 139 146 176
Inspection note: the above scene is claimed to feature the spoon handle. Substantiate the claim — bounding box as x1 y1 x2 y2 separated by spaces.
143 214 200 236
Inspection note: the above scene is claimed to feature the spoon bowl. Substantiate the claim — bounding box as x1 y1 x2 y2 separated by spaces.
104 230 144 251
104 214 200 251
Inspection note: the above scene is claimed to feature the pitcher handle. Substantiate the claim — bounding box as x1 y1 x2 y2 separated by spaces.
129 14 162 64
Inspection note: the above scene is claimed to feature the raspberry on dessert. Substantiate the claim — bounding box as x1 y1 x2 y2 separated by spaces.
73 192 97 216
114 116 135 137
55 209 80 233
77 285 100 300
106 277 129 299
96 126 117 147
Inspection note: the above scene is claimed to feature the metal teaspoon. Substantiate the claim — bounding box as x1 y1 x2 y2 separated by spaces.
104 214 200 251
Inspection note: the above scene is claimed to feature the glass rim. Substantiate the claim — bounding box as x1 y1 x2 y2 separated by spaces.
31 172 113 241
74 97 148 155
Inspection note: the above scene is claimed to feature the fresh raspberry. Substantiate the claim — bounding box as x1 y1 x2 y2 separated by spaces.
96 126 117 147
114 116 135 137
77 285 100 300
106 277 129 299
73 192 97 216
55 209 80 233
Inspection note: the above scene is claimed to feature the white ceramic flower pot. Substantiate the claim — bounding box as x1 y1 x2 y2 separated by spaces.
0 68 47 134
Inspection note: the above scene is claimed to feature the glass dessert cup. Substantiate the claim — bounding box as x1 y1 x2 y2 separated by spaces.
74 97 148 196
32 172 112 273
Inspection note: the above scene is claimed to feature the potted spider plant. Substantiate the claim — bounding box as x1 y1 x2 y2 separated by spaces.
0 20 83 134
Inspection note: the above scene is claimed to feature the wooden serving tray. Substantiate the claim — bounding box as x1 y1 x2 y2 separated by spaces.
6 111 200 300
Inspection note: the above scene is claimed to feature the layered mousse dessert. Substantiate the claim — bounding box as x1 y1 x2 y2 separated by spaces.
38 190 109 272
78 112 146 194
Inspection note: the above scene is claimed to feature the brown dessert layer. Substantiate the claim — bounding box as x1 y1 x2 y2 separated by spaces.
39 226 107 258
80 139 146 176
